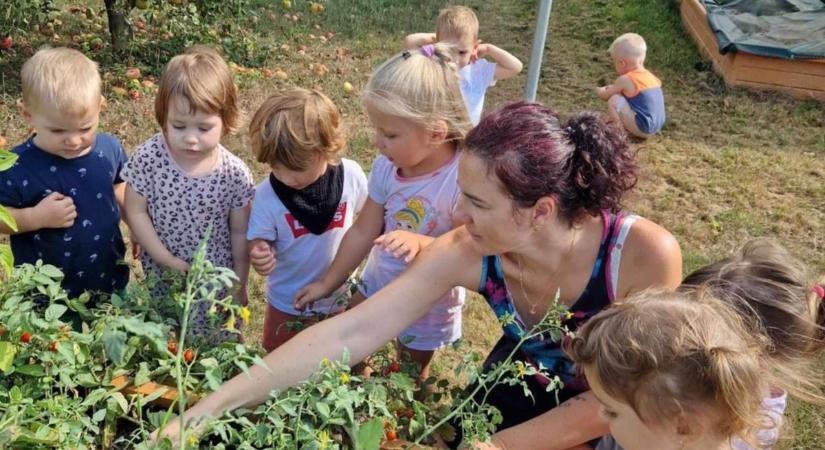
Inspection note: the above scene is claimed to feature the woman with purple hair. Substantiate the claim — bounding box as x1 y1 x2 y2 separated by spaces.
156 101 682 449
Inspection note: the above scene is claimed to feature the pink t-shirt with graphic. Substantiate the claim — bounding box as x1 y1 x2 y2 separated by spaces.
360 153 465 351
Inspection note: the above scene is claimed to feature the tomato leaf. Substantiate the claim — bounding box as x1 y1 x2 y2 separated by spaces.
0 150 17 171
135 362 151 386
45 304 68 322
101 329 128 366
16 363 45 377
0 206 16 233
0 245 13 276
354 417 383 450
0 342 17 373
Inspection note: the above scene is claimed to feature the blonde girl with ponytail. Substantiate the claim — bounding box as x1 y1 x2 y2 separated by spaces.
292 43 472 382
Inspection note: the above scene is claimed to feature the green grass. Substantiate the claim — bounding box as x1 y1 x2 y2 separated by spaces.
0 0 824 447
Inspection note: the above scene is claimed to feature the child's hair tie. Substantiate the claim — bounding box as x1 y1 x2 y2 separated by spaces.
420 44 435 58
401 50 412 60
813 283 825 301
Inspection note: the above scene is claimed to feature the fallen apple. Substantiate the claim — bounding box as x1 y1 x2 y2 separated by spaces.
274 69 288 80
309 2 325 14
343 81 353 93
125 67 141 79
0 37 12 50
111 87 129 98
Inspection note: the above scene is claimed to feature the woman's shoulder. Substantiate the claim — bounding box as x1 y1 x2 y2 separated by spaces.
620 215 682 291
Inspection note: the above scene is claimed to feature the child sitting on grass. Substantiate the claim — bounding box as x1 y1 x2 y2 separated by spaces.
404 5 523 125
0 47 130 302
246 88 368 352
596 33 665 138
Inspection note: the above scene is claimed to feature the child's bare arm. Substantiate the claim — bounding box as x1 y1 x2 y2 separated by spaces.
0 192 76 234
230 204 251 305
477 43 523 81
404 32 437 49
114 182 126 212
596 75 634 100
294 198 385 309
123 184 188 272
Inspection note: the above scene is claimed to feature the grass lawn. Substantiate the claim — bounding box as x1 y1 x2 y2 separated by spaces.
1 0 823 447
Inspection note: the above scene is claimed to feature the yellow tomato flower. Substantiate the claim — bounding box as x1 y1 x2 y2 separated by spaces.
320 357 331 367
515 361 526 378
317 430 331 450
564 311 574 320
225 316 236 331
339 373 350 384
187 434 199 446
239 306 251 323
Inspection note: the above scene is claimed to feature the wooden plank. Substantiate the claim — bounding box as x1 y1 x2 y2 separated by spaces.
733 66 825 91
680 0 738 83
680 0 825 100
111 374 197 408
735 53 825 76
730 80 825 101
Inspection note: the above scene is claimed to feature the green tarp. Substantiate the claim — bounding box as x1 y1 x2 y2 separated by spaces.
702 0 825 59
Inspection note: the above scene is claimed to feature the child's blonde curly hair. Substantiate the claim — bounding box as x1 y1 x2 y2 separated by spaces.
249 88 344 171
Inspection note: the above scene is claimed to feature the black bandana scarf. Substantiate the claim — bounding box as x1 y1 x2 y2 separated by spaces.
269 164 344 235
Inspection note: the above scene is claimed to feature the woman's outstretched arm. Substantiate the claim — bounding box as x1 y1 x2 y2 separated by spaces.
153 229 480 442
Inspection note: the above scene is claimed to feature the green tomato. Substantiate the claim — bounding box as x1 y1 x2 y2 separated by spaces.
135 0 150 9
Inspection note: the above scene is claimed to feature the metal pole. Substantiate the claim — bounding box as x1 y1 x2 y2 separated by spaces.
523 0 553 101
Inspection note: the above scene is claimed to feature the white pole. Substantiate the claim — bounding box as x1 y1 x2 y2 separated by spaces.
524 0 553 101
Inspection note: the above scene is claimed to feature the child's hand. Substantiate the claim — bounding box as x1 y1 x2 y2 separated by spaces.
34 191 77 229
374 230 422 263
249 240 276 275
294 281 333 311
167 258 190 273
475 43 490 60
234 285 249 307
128 229 141 260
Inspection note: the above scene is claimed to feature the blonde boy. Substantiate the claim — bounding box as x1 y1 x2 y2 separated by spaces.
0 47 130 299
596 33 666 138
404 5 523 124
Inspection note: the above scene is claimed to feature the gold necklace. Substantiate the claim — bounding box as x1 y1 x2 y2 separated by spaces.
515 227 579 315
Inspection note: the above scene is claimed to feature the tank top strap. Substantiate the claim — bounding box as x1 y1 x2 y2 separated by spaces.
605 211 639 302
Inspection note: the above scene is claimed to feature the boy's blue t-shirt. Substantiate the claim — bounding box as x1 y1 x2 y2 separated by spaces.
0 133 130 298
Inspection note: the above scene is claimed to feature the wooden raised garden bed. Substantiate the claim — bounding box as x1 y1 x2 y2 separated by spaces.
680 0 825 101
111 374 197 408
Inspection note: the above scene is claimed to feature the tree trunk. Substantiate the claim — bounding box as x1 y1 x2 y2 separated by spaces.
103 0 135 59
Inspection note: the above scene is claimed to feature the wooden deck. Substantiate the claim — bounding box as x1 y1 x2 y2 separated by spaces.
680 0 825 101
